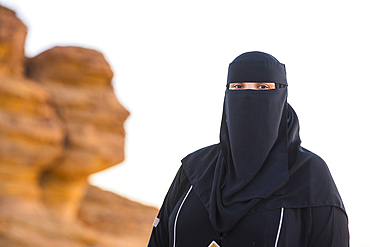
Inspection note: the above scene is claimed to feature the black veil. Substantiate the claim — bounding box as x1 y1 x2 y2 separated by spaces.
182 52 345 233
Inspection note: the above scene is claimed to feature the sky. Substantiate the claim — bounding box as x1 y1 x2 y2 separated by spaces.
1 0 369 245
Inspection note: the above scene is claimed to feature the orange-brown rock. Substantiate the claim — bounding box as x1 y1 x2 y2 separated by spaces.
0 75 65 200
78 185 158 246
0 6 27 77
26 46 129 219
0 5 157 247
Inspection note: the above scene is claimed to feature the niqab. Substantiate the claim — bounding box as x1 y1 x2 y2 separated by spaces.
182 51 345 233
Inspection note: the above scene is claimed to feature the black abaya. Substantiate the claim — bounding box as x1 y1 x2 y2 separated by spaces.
147 51 349 247
148 166 349 247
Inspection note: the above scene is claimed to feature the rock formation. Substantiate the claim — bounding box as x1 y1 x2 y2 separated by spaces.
78 186 158 245
0 5 157 247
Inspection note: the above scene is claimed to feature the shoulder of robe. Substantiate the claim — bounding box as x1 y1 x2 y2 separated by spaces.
298 147 345 209
295 147 330 173
181 143 220 165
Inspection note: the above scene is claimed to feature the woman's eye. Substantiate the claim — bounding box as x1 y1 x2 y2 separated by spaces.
258 84 269 89
229 84 244 89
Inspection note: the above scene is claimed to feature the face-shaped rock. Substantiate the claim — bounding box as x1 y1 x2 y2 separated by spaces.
26 46 129 179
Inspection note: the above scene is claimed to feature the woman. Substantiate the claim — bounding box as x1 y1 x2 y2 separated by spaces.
148 52 349 247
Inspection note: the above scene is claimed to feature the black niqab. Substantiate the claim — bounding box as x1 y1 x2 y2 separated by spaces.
182 51 345 233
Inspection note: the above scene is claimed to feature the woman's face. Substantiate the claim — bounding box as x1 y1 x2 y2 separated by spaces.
229 82 276 90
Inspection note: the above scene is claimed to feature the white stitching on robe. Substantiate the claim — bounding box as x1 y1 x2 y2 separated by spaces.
274 207 284 247
173 186 193 247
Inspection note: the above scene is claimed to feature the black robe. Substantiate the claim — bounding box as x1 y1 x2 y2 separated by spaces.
147 161 349 247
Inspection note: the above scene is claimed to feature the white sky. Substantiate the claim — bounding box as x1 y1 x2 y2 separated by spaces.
1 0 369 246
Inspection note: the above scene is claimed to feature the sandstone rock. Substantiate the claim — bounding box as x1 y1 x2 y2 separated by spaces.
0 75 65 200
0 196 133 247
25 46 129 219
26 46 114 86
78 185 158 246
0 4 156 247
26 47 128 176
0 6 27 77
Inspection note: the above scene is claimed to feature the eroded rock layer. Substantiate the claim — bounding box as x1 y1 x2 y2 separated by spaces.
0 5 157 247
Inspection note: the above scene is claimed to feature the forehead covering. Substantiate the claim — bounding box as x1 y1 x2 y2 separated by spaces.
227 51 288 85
